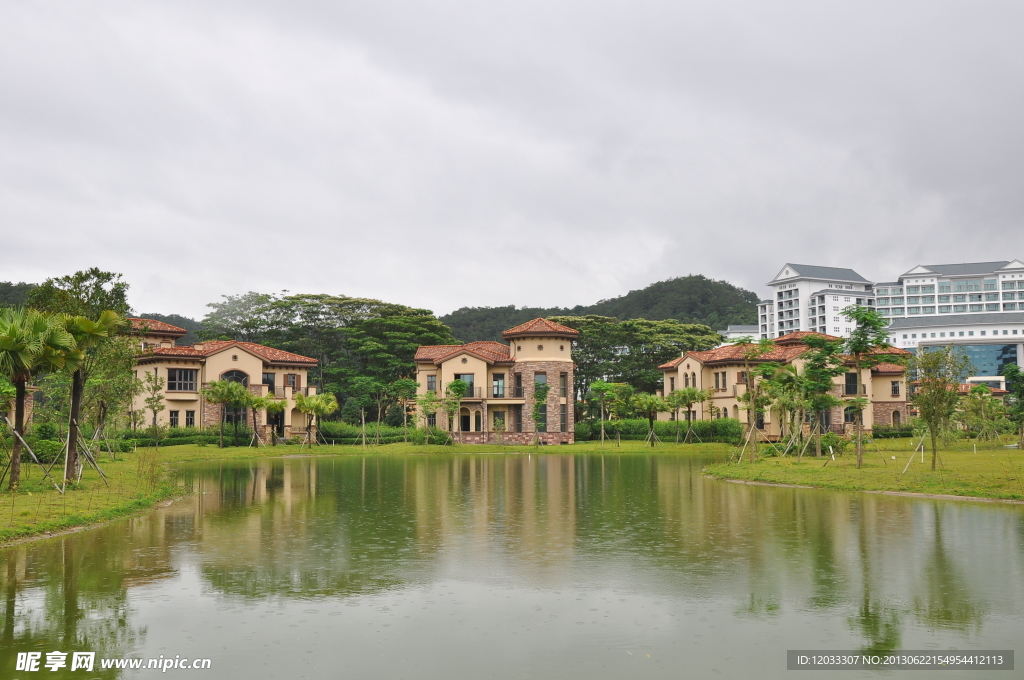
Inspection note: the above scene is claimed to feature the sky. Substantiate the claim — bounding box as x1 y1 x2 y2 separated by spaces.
3 1 1023 320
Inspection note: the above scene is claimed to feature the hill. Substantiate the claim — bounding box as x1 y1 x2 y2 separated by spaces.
0 281 37 307
440 274 759 342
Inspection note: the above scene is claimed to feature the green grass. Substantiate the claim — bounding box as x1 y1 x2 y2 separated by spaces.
705 436 1024 501
0 447 181 544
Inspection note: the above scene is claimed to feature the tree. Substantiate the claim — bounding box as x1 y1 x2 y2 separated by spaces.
201 380 249 448
0 308 74 489
416 390 442 445
843 306 901 468
910 346 972 471
758 363 805 443
62 311 123 482
588 380 614 447
199 292 278 343
295 393 339 446
388 378 419 442
958 385 1006 441
443 379 468 443
608 383 636 421
801 334 847 458
531 380 551 446
141 369 166 453
1004 363 1024 450
735 337 777 460
262 396 287 446
26 268 131 319
633 393 668 446
666 386 709 442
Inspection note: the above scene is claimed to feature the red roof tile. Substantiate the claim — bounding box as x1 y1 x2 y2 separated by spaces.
139 340 316 365
871 363 905 375
658 357 684 370
502 318 579 339
415 341 512 365
129 317 187 336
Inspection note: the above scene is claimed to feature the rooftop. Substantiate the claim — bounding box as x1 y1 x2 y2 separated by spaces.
138 340 317 365
888 312 1024 330
129 317 187 337
502 317 579 340
772 264 870 284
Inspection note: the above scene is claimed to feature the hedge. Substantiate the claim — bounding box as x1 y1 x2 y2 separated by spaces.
574 418 743 444
870 425 915 439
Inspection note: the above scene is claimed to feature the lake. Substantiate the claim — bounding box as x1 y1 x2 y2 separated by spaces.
2 452 1022 678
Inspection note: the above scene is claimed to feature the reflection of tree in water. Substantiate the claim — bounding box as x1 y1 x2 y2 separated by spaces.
0 523 168 679
912 505 986 633
847 498 902 655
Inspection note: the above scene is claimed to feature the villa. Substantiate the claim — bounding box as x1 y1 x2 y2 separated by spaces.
658 331 911 438
130 318 318 441
413 318 578 444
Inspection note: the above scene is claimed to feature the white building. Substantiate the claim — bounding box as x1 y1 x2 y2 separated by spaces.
757 264 875 339
876 260 1024 323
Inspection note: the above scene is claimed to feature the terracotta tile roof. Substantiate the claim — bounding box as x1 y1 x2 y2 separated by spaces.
658 357 684 370
502 318 579 339
871 363 905 375
683 343 810 365
774 331 842 345
415 341 512 365
129 317 187 336
139 340 316 365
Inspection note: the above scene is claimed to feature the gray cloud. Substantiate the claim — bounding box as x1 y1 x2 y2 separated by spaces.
2 1 1022 318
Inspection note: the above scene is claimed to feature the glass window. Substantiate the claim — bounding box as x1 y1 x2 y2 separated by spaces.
560 404 567 432
169 410 179 427
1002 281 1015 290
1004 292 1016 300
938 295 950 303
891 288 903 294
953 305 967 313
921 295 935 303
891 308 905 315
985 293 1000 301
427 375 436 392
908 296 920 304
921 285 935 293
493 411 505 429
454 373 475 396
514 373 523 397
222 370 248 386
969 294 983 302
986 304 999 311
492 373 505 398
969 305 983 312
891 297 904 304
427 413 436 427
185 411 195 427
922 306 935 314
534 372 547 384
877 297 890 305
953 294 967 303
167 368 197 391
559 373 567 398
262 372 276 391
908 307 920 315
984 279 997 290
938 283 951 293
876 288 888 295
907 286 919 294
1005 303 1018 311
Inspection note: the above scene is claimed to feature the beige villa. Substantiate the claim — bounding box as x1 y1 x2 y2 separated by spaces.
130 318 318 440
414 318 578 444
658 331 911 438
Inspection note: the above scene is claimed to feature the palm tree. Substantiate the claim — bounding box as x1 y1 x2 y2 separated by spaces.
295 393 339 446
0 308 74 489
62 310 123 482
202 380 249 448
262 396 287 445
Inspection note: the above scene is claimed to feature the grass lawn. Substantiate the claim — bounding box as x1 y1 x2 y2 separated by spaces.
705 436 1024 501
0 448 179 545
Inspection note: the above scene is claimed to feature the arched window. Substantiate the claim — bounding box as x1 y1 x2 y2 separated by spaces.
684 373 690 388
892 410 901 427
692 372 697 387
221 370 249 386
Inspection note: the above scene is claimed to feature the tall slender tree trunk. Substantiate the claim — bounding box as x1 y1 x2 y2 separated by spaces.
814 412 822 458
931 430 938 471
855 355 864 468
219 411 225 449
8 379 25 489
65 369 85 483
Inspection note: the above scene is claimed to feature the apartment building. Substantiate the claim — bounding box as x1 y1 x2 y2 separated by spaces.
757 264 875 339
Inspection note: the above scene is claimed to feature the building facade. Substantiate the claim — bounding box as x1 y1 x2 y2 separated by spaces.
757 264 876 339
414 318 578 444
659 332 911 438
130 318 318 441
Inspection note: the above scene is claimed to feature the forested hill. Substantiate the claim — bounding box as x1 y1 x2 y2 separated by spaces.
0 281 37 307
137 312 204 345
440 274 760 342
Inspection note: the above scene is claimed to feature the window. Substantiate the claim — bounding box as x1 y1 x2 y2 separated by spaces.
969 305 983 312
939 306 951 313
534 372 547 385
986 304 1000 311
938 283 951 293
938 295 950 303
262 372 276 391
427 413 436 427
454 373 475 396
923 306 935 314
844 406 858 423
1005 303 1018 311
921 285 935 293
167 368 197 391
953 294 967 303
560 404 568 432
891 381 900 396
185 411 195 427
891 297 904 305
559 373 568 398
908 307 920 314
514 373 523 398
512 405 523 432
737 371 748 384
907 286 919 294
169 410 179 427
492 373 505 398
427 375 436 392
475 411 482 432
1004 292 1016 300
845 373 859 396
286 373 298 389
922 296 935 304
985 293 1000 301
536 403 547 433
908 296 920 304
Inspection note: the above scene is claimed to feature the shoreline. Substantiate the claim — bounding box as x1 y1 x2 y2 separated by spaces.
714 476 1024 505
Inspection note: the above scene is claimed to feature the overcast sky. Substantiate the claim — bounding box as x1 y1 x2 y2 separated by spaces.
3 1 1023 319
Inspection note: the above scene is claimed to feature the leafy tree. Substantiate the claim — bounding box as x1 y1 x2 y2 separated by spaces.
141 369 166 452
666 387 709 442
0 308 74 489
757 363 805 442
262 396 287 446
26 268 131 318
633 393 669 446
295 393 339 446
531 380 551 445
198 292 278 342
958 385 1006 441
0 282 37 308
443 379 468 443
384 403 405 428
389 378 419 442
339 397 362 425
549 315 720 396
910 346 973 471
801 334 847 458
202 380 249 448
1004 363 1024 450
734 337 776 460
843 306 902 467
62 311 124 482
588 380 614 446
416 390 442 445
608 383 636 421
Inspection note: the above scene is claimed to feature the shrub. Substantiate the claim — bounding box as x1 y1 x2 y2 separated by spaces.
574 418 743 444
33 422 59 440
871 425 914 439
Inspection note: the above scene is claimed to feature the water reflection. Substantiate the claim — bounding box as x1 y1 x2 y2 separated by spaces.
2 453 1022 679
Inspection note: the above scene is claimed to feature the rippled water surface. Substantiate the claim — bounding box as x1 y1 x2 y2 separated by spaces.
2 453 1023 679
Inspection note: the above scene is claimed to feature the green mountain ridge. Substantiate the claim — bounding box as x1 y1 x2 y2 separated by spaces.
440 274 760 342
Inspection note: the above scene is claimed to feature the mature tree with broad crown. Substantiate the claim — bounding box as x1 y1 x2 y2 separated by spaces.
843 306 901 468
910 346 972 471
26 268 131 319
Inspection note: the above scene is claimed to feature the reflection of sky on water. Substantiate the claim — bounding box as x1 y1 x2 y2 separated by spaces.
2 453 1023 679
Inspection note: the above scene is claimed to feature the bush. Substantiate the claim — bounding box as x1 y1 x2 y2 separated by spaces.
820 432 849 455
32 422 59 440
574 418 743 444
21 438 63 463
871 425 914 439
409 427 452 445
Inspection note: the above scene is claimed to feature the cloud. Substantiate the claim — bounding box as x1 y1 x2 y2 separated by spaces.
2 1 1022 318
